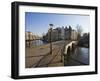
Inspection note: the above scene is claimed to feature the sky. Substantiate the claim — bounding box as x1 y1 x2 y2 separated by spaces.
25 12 90 36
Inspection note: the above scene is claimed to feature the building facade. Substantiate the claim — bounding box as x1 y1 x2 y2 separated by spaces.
71 30 78 40
45 26 78 42
25 31 41 47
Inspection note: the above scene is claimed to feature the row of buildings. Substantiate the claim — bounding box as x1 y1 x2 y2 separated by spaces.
25 25 79 47
25 32 41 41
43 26 78 42
78 33 89 47
25 32 41 47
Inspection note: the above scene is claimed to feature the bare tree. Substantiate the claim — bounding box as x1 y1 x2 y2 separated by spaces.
42 32 46 37
42 32 46 40
76 24 83 40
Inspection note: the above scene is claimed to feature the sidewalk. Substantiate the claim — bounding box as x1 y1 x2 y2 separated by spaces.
26 44 50 68
25 40 65 68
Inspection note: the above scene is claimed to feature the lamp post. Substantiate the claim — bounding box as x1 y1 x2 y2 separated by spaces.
49 24 53 55
29 32 31 47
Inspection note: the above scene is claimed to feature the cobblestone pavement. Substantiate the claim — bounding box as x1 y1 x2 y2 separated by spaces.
25 40 68 68
25 40 89 68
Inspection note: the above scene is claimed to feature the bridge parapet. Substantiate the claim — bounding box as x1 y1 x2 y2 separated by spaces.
64 41 78 55
60 41 78 64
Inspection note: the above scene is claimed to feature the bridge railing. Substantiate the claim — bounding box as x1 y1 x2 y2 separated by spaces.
60 41 78 64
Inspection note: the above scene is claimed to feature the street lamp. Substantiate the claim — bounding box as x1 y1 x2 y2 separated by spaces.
49 24 53 55
29 32 31 47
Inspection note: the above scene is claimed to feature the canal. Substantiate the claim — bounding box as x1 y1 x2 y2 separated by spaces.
64 46 89 66
32 40 48 46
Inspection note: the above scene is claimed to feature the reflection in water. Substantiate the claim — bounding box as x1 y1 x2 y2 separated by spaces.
32 40 48 46
64 46 89 66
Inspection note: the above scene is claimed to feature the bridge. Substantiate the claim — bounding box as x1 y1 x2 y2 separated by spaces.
64 41 78 55
25 40 80 68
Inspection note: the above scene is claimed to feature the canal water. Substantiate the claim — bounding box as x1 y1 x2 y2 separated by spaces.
64 46 89 66
32 40 48 46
